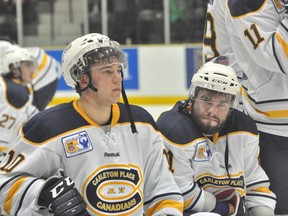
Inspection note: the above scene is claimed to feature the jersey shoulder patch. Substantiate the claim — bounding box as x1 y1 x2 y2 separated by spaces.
23 102 90 143
5 78 30 108
223 109 258 135
271 0 286 14
228 0 265 17
157 101 203 145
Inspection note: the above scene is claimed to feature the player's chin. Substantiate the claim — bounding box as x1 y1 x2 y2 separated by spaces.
24 79 33 85
111 94 121 103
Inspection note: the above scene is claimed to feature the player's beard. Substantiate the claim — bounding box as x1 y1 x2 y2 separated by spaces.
190 111 226 135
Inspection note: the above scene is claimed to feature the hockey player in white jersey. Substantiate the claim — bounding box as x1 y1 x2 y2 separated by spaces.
225 0 288 214
0 39 61 111
26 46 61 110
0 46 38 162
0 33 183 216
157 62 276 216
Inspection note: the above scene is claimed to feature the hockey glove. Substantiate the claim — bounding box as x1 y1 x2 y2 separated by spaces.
214 188 245 216
37 176 89 216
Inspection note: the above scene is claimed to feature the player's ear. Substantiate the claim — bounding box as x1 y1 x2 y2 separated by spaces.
187 98 194 112
11 67 20 78
79 73 89 87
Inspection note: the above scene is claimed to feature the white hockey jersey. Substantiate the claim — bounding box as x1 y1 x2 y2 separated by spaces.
0 76 38 155
0 101 183 216
157 101 276 213
225 0 288 136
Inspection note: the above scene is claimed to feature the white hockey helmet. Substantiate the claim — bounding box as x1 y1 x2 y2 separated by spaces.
0 40 14 58
61 33 127 88
1 46 36 75
189 62 240 109
0 40 15 74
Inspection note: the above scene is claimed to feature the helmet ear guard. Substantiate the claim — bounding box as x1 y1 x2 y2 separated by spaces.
189 61 240 109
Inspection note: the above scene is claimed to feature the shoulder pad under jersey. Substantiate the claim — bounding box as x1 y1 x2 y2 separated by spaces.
5 78 30 108
23 102 90 143
228 0 265 17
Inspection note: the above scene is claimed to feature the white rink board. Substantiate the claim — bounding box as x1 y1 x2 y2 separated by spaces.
141 104 173 120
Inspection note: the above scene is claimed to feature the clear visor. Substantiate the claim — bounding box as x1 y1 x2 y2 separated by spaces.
89 62 125 74
70 44 127 82
192 96 234 110
190 86 237 109
20 60 37 70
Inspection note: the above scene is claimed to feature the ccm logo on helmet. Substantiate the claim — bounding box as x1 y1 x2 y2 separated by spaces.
212 79 228 84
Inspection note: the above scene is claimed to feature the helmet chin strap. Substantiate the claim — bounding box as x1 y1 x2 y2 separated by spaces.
88 83 98 92
121 79 137 134
118 69 137 134
75 70 137 134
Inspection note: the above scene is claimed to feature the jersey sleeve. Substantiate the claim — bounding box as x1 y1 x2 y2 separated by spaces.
162 137 215 212
0 136 62 215
142 130 183 215
226 0 288 74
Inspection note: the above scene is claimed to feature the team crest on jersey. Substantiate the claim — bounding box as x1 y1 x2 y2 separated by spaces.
194 141 212 162
83 164 143 215
62 131 93 157
272 0 286 13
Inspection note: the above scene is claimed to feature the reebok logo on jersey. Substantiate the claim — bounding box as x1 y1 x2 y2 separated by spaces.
61 131 93 158
104 152 120 157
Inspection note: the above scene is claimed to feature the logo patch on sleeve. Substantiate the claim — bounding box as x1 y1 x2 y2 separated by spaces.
272 0 286 13
62 131 93 157
193 141 212 162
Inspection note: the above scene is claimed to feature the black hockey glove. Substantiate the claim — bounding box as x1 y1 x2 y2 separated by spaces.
37 176 90 216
